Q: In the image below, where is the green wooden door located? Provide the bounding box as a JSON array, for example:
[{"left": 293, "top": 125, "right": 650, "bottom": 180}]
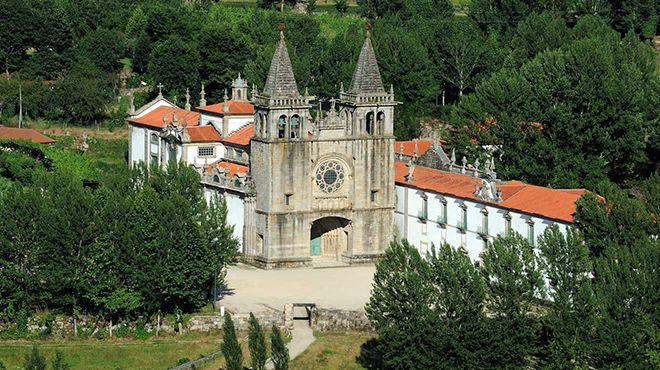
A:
[{"left": 310, "top": 236, "right": 321, "bottom": 256}]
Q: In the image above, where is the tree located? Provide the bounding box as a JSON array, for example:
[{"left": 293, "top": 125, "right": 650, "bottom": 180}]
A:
[
  {"left": 221, "top": 314, "right": 243, "bottom": 370},
  {"left": 51, "top": 351, "right": 71, "bottom": 370},
  {"left": 54, "top": 58, "right": 113, "bottom": 124},
  {"left": 148, "top": 35, "right": 200, "bottom": 100},
  {"left": 335, "top": 0, "right": 349, "bottom": 16},
  {"left": 23, "top": 346, "right": 46, "bottom": 370},
  {"left": 428, "top": 17, "right": 503, "bottom": 99},
  {"left": 538, "top": 226, "right": 594, "bottom": 369},
  {"left": 76, "top": 28, "right": 124, "bottom": 73},
  {"left": 271, "top": 324, "right": 289, "bottom": 370},
  {"left": 511, "top": 12, "right": 571, "bottom": 65},
  {"left": 248, "top": 313, "right": 267, "bottom": 370},
  {"left": 480, "top": 234, "right": 544, "bottom": 368},
  {"left": 198, "top": 24, "right": 254, "bottom": 102}
]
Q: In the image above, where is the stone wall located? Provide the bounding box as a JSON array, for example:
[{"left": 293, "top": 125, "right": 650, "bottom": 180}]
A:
[{"left": 311, "top": 308, "right": 373, "bottom": 332}]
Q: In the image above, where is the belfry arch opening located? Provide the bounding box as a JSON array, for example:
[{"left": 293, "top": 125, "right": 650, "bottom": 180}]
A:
[{"left": 310, "top": 217, "right": 351, "bottom": 260}]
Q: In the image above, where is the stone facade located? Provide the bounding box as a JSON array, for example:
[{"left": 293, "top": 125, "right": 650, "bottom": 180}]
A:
[{"left": 245, "top": 28, "right": 397, "bottom": 268}]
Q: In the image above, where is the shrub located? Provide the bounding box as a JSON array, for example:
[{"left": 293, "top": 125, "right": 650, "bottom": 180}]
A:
[{"left": 23, "top": 346, "right": 46, "bottom": 370}]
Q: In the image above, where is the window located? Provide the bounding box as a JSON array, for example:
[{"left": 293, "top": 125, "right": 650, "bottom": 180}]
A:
[
  {"left": 278, "top": 115, "right": 287, "bottom": 138},
  {"left": 504, "top": 213, "right": 512, "bottom": 237},
  {"left": 418, "top": 195, "right": 428, "bottom": 221},
  {"left": 285, "top": 193, "right": 292, "bottom": 206},
  {"left": 439, "top": 198, "right": 447, "bottom": 225},
  {"left": 150, "top": 133, "right": 159, "bottom": 144},
  {"left": 290, "top": 115, "right": 300, "bottom": 139},
  {"left": 479, "top": 208, "right": 489, "bottom": 236},
  {"left": 377, "top": 112, "right": 385, "bottom": 134},
  {"left": 458, "top": 204, "right": 467, "bottom": 232},
  {"left": 527, "top": 219, "right": 535, "bottom": 246},
  {"left": 366, "top": 112, "right": 374, "bottom": 135},
  {"left": 198, "top": 146, "right": 214, "bottom": 157},
  {"left": 371, "top": 190, "right": 378, "bottom": 203}
]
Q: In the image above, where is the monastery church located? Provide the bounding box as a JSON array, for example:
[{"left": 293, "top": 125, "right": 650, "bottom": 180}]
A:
[{"left": 128, "top": 26, "right": 587, "bottom": 269}]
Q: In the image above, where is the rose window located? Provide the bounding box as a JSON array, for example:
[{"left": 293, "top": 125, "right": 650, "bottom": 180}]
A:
[{"left": 315, "top": 160, "right": 345, "bottom": 193}]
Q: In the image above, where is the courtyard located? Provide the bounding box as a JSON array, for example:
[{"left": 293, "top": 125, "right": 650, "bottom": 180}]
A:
[{"left": 218, "top": 263, "right": 377, "bottom": 314}]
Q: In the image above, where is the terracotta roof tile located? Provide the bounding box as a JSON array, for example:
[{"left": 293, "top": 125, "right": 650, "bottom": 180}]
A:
[
  {"left": 0, "top": 127, "right": 55, "bottom": 144},
  {"left": 395, "top": 140, "right": 433, "bottom": 157},
  {"left": 207, "top": 161, "right": 248, "bottom": 177},
  {"left": 186, "top": 125, "right": 221, "bottom": 143},
  {"left": 128, "top": 106, "right": 200, "bottom": 129},
  {"left": 395, "top": 161, "right": 587, "bottom": 223},
  {"left": 197, "top": 101, "right": 254, "bottom": 116},
  {"left": 223, "top": 124, "right": 254, "bottom": 146}
]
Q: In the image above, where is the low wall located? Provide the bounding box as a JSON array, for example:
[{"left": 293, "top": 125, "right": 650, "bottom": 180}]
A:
[{"left": 311, "top": 308, "right": 373, "bottom": 332}]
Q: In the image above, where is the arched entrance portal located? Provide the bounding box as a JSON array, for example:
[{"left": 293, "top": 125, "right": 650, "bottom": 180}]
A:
[{"left": 310, "top": 217, "right": 351, "bottom": 259}]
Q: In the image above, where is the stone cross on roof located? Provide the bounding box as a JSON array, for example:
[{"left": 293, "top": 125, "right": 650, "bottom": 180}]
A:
[
  {"left": 349, "top": 21, "right": 385, "bottom": 95},
  {"left": 157, "top": 83, "right": 164, "bottom": 97},
  {"left": 263, "top": 23, "right": 300, "bottom": 98}
]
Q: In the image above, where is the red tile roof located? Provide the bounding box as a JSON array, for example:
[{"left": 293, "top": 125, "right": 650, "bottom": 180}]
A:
[
  {"left": 394, "top": 161, "right": 587, "bottom": 223},
  {"left": 0, "top": 126, "right": 55, "bottom": 144},
  {"left": 207, "top": 161, "right": 249, "bottom": 177},
  {"left": 197, "top": 101, "right": 255, "bottom": 116},
  {"left": 187, "top": 125, "right": 222, "bottom": 143},
  {"left": 128, "top": 106, "right": 200, "bottom": 129},
  {"left": 395, "top": 140, "right": 433, "bottom": 157},
  {"left": 224, "top": 124, "right": 254, "bottom": 146}
]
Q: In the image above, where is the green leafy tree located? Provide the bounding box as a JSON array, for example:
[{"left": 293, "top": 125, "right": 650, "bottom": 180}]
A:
[
  {"left": 248, "top": 313, "right": 267, "bottom": 370},
  {"left": 481, "top": 234, "right": 544, "bottom": 368},
  {"left": 511, "top": 12, "right": 571, "bottom": 65},
  {"left": 51, "top": 351, "right": 71, "bottom": 370},
  {"left": 221, "top": 314, "right": 243, "bottom": 370},
  {"left": 538, "top": 226, "right": 594, "bottom": 369},
  {"left": 198, "top": 24, "right": 254, "bottom": 102},
  {"left": 23, "top": 346, "right": 46, "bottom": 370},
  {"left": 271, "top": 324, "right": 289, "bottom": 370},
  {"left": 54, "top": 58, "right": 113, "bottom": 124},
  {"left": 76, "top": 28, "right": 124, "bottom": 73},
  {"left": 365, "top": 240, "right": 436, "bottom": 369},
  {"left": 148, "top": 35, "right": 200, "bottom": 100}
]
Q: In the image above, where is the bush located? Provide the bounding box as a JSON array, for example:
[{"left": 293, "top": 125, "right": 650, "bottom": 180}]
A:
[
  {"left": 23, "top": 346, "right": 46, "bottom": 370},
  {"left": 134, "top": 324, "right": 153, "bottom": 340},
  {"left": 115, "top": 323, "right": 131, "bottom": 338}
]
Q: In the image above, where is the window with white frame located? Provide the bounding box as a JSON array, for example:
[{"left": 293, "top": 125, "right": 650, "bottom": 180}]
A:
[
  {"left": 419, "top": 194, "right": 428, "bottom": 221},
  {"left": 480, "top": 208, "right": 489, "bottom": 236},
  {"left": 459, "top": 203, "right": 467, "bottom": 231},
  {"left": 439, "top": 197, "right": 447, "bottom": 225},
  {"left": 504, "top": 213, "right": 512, "bottom": 237},
  {"left": 198, "top": 146, "right": 215, "bottom": 157}
]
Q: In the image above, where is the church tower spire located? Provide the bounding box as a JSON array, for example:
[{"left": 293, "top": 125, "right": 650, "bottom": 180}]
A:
[
  {"left": 262, "top": 24, "right": 300, "bottom": 98},
  {"left": 349, "top": 21, "right": 385, "bottom": 95}
]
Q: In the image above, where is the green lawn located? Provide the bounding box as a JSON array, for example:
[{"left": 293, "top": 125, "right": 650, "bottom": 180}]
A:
[
  {"left": 0, "top": 332, "right": 221, "bottom": 370},
  {"left": 290, "top": 331, "right": 373, "bottom": 370}
]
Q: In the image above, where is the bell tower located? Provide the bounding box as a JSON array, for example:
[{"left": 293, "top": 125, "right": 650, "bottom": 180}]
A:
[{"left": 247, "top": 23, "right": 396, "bottom": 269}]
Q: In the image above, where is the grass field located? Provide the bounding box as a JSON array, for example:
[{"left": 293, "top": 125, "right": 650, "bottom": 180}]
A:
[
  {"left": 290, "top": 331, "right": 374, "bottom": 370},
  {"left": 0, "top": 332, "right": 222, "bottom": 370}
]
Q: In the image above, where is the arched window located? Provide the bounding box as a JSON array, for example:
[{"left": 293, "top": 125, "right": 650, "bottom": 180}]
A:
[
  {"left": 237, "top": 90, "right": 242, "bottom": 100},
  {"left": 377, "top": 112, "right": 385, "bottom": 135},
  {"left": 290, "top": 115, "right": 300, "bottom": 139},
  {"left": 150, "top": 133, "right": 159, "bottom": 144},
  {"left": 366, "top": 112, "right": 375, "bottom": 135},
  {"left": 278, "top": 115, "right": 287, "bottom": 139},
  {"left": 213, "top": 175, "right": 220, "bottom": 183}
]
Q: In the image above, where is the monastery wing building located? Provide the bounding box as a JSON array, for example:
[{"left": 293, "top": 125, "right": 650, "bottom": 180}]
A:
[{"left": 127, "top": 27, "right": 588, "bottom": 269}]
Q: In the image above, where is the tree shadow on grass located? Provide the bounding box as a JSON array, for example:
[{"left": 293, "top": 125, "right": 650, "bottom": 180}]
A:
[{"left": 356, "top": 337, "right": 384, "bottom": 369}]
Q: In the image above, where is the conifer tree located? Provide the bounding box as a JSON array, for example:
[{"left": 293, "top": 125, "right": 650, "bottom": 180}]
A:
[
  {"left": 271, "top": 325, "right": 289, "bottom": 370},
  {"left": 248, "top": 313, "right": 267, "bottom": 370},
  {"left": 23, "top": 346, "right": 46, "bottom": 370},
  {"left": 51, "top": 351, "right": 71, "bottom": 370},
  {"left": 221, "top": 314, "right": 243, "bottom": 370}
]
